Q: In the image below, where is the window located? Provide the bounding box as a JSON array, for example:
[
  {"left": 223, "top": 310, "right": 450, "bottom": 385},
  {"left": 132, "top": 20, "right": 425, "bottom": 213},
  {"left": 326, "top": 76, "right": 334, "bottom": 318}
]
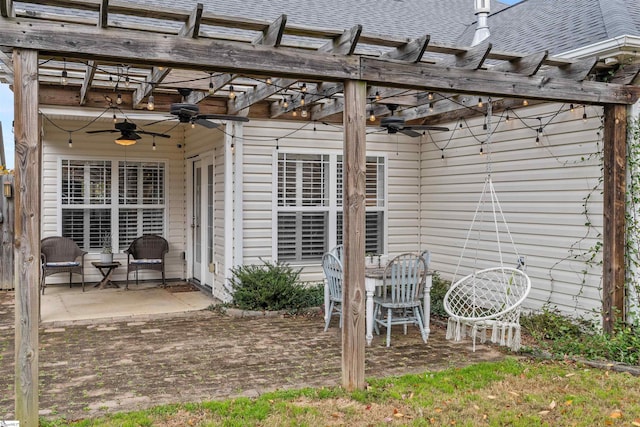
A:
[
  {"left": 61, "top": 159, "right": 166, "bottom": 251},
  {"left": 276, "top": 153, "right": 385, "bottom": 263}
]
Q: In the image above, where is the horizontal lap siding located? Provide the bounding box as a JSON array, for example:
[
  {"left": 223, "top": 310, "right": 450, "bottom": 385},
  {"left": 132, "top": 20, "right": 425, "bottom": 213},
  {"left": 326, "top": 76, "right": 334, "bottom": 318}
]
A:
[
  {"left": 422, "top": 103, "right": 604, "bottom": 317},
  {"left": 42, "top": 119, "right": 189, "bottom": 285}
]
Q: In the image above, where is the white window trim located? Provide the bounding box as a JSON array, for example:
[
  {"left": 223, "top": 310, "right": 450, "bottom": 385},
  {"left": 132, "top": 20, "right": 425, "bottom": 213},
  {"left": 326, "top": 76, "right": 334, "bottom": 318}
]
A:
[
  {"left": 272, "top": 149, "right": 388, "bottom": 265},
  {"left": 57, "top": 155, "right": 169, "bottom": 253}
]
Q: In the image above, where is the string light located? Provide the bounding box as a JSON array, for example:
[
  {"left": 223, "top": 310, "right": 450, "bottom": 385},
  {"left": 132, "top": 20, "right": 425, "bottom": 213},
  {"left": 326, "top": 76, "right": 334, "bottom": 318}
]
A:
[
  {"left": 441, "top": 149, "right": 445, "bottom": 160},
  {"left": 522, "top": 99, "right": 529, "bottom": 106},
  {"left": 282, "top": 96, "right": 289, "bottom": 109},
  {"left": 300, "top": 93, "right": 305, "bottom": 106},
  {"left": 301, "top": 109, "right": 308, "bottom": 118},
  {"left": 292, "top": 109, "right": 298, "bottom": 117},
  {"left": 209, "top": 73, "right": 215, "bottom": 95},
  {"left": 375, "top": 91, "right": 381, "bottom": 101},
  {"left": 112, "top": 113, "right": 117, "bottom": 123},
  {"left": 300, "top": 82, "right": 307, "bottom": 93},
  {"left": 480, "top": 143, "right": 484, "bottom": 155},
  {"left": 429, "top": 103, "right": 434, "bottom": 113},
  {"left": 266, "top": 77, "right": 272, "bottom": 85},
  {"left": 109, "top": 75, "right": 114, "bottom": 87},
  {"left": 228, "top": 85, "right": 236, "bottom": 99},
  {"left": 147, "top": 94, "right": 155, "bottom": 111},
  {"left": 570, "top": 104, "right": 574, "bottom": 112},
  {"left": 191, "top": 122, "right": 196, "bottom": 128},
  {"left": 477, "top": 97, "right": 483, "bottom": 108},
  {"left": 483, "top": 114, "right": 488, "bottom": 130},
  {"left": 427, "top": 92, "right": 434, "bottom": 101},
  {"left": 125, "top": 74, "right": 130, "bottom": 88},
  {"left": 369, "top": 109, "right": 376, "bottom": 122},
  {"left": 116, "top": 93, "right": 123, "bottom": 105},
  {"left": 152, "top": 137, "right": 157, "bottom": 151},
  {"left": 68, "top": 132, "right": 73, "bottom": 148},
  {"left": 505, "top": 109, "right": 510, "bottom": 122},
  {"left": 61, "top": 58, "right": 68, "bottom": 86},
  {"left": 276, "top": 138, "right": 279, "bottom": 150},
  {"left": 582, "top": 105, "right": 587, "bottom": 122}
]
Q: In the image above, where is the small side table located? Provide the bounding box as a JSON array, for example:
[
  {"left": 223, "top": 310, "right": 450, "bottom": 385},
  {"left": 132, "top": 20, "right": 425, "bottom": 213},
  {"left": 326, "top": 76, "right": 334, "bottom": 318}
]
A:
[{"left": 92, "top": 261, "right": 121, "bottom": 289}]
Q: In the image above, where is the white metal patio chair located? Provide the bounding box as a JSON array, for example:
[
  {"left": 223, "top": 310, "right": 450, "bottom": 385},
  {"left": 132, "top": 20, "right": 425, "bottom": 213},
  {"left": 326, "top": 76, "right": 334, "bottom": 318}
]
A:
[
  {"left": 373, "top": 253, "right": 428, "bottom": 347},
  {"left": 322, "top": 252, "right": 343, "bottom": 332}
]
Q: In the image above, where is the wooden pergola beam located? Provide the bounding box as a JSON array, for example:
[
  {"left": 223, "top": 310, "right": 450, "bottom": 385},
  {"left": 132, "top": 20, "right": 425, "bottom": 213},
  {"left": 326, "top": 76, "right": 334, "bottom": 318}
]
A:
[
  {"left": 0, "top": 19, "right": 636, "bottom": 104},
  {"left": 132, "top": 3, "right": 203, "bottom": 108},
  {"left": 602, "top": 104, "right": 627, "bottom": 333},
  {"left": 0, "top": 0, "right": 14, "bottom": 18},
  {"left": 0, "top": 49, "right": 14, "bottom": 83},
  {"left": 13, "top": 47, "right": 40, "bottom": 427},
  {"left": 79, "top": 60, "right": 96, "bottom": 105}
]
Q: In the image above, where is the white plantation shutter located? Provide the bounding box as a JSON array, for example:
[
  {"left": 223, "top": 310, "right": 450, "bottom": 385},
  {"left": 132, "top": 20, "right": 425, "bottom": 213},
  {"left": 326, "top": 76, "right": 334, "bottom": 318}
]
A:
[
  {"left": 276, "top": 153, "right": 385, "bottom": 262},
  {"left": 61, "top": 159, "right": 166, "bottom": 252}
]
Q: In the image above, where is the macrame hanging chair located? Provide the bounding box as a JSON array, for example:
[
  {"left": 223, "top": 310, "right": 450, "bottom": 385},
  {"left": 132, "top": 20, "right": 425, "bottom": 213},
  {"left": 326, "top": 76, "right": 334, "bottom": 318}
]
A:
[{"left": 443, "top": 100, "right": 531, "bottom": 352}]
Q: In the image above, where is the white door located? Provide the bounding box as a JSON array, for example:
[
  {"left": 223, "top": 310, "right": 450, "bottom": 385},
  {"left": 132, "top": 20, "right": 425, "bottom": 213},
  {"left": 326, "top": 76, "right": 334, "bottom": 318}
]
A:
[
  {"left": 192, "top": 160, "right": 203, "bottom": 282},
  {"left": 191, "top": 158, "right": 214, "bottom": 286}
]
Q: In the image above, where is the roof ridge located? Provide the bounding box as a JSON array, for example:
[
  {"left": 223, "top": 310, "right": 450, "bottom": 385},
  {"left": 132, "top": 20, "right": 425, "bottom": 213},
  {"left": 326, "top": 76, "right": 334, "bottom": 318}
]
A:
[{"left": 598, "top": 0, "right": 638, "bottom": 38}]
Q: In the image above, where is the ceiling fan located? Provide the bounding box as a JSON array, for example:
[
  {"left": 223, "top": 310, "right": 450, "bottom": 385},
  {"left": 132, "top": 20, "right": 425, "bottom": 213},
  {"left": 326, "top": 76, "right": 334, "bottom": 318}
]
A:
[
  {"left": 147, "top": 88, "right": 250, "bottom": 129},
  {"left": 378, "top": 104, "right": 449, "bottom": 137},
  {"left": 86, "top": 120, "right": 170, "bottom": 146}
]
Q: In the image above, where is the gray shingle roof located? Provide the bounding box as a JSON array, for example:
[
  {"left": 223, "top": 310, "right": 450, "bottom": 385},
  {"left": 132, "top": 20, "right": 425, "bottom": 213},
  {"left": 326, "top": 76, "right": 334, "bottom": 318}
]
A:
[{"left": 456, "top": 0, "right": 640, "bottom": 55}]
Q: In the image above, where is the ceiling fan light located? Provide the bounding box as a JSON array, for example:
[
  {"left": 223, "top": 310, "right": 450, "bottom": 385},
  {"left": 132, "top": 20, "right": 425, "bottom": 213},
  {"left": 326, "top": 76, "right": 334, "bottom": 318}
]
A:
[{"left": 115, "top": 131, "right": 139, "bottom": 146}]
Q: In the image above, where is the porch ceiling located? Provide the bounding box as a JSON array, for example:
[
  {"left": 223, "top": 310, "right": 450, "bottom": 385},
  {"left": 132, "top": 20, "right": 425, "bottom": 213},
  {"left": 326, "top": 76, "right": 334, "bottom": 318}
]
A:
[{"left": 0, "top": 0, "right": 638, "bottom": 130}]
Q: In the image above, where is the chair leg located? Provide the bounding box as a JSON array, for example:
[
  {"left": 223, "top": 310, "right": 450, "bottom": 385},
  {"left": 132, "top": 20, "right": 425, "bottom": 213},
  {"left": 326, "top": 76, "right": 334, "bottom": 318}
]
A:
[
  {"left": 81, "top": 271, "right": 85, "bottom": 292},
  {"left": 125, "top": 270, "right": 129, "bottom": 291},
  {"left": 414, "top": 308, "right": 427, "bottom": 343},
  {"left": 69, "top": 272, "right": 73, "bottom": 288},
  {"left": 386, "top": 308, "right": 392, "bottom": 347},
  {"left": 324, "top": 301, "right": 334, "bottom": 332},
  {"left": 162, "top": 270, "right": 166, "bottom": 288}
]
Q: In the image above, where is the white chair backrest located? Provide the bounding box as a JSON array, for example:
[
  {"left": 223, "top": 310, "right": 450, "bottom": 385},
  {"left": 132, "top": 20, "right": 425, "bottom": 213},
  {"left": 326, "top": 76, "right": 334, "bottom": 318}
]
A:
[
  {"left": 330, "top": 244, "right": 343, "bottom": 264},
  {"left": 383, "top": 253, "right": 426, "bottom": 304},
  {"left": 322, "top": 252, "right": 343, "bottom": 300}
]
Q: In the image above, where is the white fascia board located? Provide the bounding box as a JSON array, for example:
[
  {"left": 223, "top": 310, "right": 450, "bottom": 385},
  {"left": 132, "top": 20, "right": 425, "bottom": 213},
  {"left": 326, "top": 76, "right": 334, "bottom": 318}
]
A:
[{"left": 556, "top": 35, "right": 640, "bottom": 60}]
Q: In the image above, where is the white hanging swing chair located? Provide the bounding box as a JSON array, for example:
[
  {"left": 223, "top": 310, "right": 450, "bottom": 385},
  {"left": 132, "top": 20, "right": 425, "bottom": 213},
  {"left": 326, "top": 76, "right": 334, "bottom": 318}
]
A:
[{"left": 443, "top": 101, "right": 531, "bottom": 352}]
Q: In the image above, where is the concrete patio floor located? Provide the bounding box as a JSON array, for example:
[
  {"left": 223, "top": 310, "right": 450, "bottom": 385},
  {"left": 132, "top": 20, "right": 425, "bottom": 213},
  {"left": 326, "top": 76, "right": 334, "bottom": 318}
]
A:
[
  {"left": 0, "top": 288, "right": 507, "bottom": 422},
  {"left": 40, "top": 281, "right": 215, "bottom": 324}
]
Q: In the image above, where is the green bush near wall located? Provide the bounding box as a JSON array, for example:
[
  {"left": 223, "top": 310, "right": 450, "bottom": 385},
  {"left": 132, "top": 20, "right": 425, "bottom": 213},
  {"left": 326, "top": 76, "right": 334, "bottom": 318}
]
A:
[{"left": 229, "top": 259, "right": 324, "bottom": 313}]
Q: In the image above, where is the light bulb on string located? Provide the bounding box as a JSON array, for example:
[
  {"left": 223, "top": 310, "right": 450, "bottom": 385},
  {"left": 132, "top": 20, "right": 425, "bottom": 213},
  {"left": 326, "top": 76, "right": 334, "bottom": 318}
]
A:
[
  {"left": 61, "top": 58, "right": 68, "bottom": 86},
  {"left": 109, "top": 75, "right": 115, "bottom": 87},
  {"left": 125, "top": 75, "right": 130, "bottom": 88},
  {"left": 505, "top": 110, "right": 510, "bottom": 123},
  {"left": 300, "top": 82, "right": 307, "bottom": 93},
  {"left": 375, "top": 91, "right": 381, "bottom": 101},
  {"left": 152, "top": 137, "right": 157, "bottom": 151},
  {"left": 276, "top": 138, "right": 279, "bottom": 150},
  {"left": 116, "top": 93, "right": 123, "bottom": 105},
  {"left": 582, "top": 105, "right": 587, "bottom": 122},
  {"left": 300, "top": 93, "right": 305, "bottom": 106},
  {"left": 477, "top": 97, "right": 483, "bottom": 108},
  {"left": 147, "top": 94, "right": 155, "bottom": 111},
  {"left": 369, "top": 110, "right": 376, "bottom": 122},
  {"left": 483, "top": 114, "right": 488, "bottom": 130},
  {"left": 266, "top": 77, "right": 272, "bottom": 85},
  {"left": 429, "top": 103, "right": 434, "bottom": 113},
  {"left": 480, "top": 144, "right": 484, "bottom": 155},
  {"left": 228, "top": 85, "right": 236, "bottom": 99},
  {"left": 292, "top": 109, "right": 298, "bottom": 117},
  {"left": 522, "top": 99, "right": 529, "bottom": 106},
  {"left": 113, "top": 113, "right": 117, "bottom": 123},
  {"left": 301, "top": 109, "right": 308, "bottom": 118},
  {"left": 68, "top": 133, "right": 73, "bottom": 148},
  {"left": 570, "top": 104, "right": 575, "bottom": 112},
  {"left": 208, "top": 73, "right": 215, "bottom": 95},
  {"left": 441, "top": 149, "right": 445, "bottom": 160},
  {"left": 427, "top": 92, "right": 434, "bottom": 101},
  {"left": 282, "top": 96, "right": 289, "bottom": 109}
]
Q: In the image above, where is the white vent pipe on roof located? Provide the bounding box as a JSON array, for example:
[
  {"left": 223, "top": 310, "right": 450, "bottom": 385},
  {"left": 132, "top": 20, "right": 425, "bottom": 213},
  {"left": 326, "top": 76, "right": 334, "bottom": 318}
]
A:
[{"left": 472, "top": 0, "right": 490, "bottom": 46}]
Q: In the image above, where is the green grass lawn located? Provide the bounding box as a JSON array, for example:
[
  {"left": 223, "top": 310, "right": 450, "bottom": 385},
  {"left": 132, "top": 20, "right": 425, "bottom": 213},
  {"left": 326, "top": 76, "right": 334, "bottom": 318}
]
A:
[{"left": 41, "top": 358, "right": 640, "bottom": 427}]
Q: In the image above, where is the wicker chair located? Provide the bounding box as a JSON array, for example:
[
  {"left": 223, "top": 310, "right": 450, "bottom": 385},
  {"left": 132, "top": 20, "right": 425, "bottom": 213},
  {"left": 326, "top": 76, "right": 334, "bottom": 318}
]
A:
[
  {"left": 41, "top": 236, "right": 87, "bottom": 294},
  {"left": 124, "top": 235, "right": 169, "bottom": 290}
]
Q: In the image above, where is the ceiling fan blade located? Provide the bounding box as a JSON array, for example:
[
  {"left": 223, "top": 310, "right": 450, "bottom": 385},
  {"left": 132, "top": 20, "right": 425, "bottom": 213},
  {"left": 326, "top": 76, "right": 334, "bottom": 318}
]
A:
[
  {"left": 198, "top": 114, "right": 250, "bottom": 122},
  {"left": 86, "top": 129, "right": 119, "bottom": 134},
  {"left": 399, "top": 129, "right": 423, "bottom": 138},
  {"left": 407, "top": 125, "right": 450, "bottom": 132},
  {"left": 194, "top": 118, "right": 220, "bottom": 129},
  {"left": 145, "top": 117, "right": 174, "bottom": 127},
  {"left": 138, "top": 130, "right": 171, "bottom": 138}
]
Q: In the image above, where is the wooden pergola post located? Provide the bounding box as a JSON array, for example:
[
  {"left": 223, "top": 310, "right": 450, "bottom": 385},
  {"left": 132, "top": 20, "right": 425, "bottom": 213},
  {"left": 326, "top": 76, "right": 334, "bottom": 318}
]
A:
[
  {"left": 602, "top": 104, "right": 627, "bottom": 334},
  {"left": 341, "top": 79, "right": 367, "bottom": 390},
  {"left": 13, "top": 48, "right": 41, "bottom": 426}
]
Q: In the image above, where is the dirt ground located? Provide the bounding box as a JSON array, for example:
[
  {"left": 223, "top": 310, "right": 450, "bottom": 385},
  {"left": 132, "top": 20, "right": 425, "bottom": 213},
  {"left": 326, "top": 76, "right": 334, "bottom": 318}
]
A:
[{"left": 0, "top": 290, "right": 506, "bottom": 422}]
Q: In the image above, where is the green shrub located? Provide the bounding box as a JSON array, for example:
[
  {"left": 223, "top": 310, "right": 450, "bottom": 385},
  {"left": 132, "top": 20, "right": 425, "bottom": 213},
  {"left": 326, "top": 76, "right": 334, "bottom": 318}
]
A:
[
  {"left": 430, "top": 272, "right": 450, "bottom": 317},
  {"left": 229, "top": 259, "right": 323, "bottom": 313}
]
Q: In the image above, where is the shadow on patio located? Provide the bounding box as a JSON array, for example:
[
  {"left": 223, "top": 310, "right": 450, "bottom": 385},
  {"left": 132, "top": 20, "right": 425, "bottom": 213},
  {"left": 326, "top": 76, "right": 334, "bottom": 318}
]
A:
[{"left": 0, "top": 289, "right": 507, "bottom": 422}]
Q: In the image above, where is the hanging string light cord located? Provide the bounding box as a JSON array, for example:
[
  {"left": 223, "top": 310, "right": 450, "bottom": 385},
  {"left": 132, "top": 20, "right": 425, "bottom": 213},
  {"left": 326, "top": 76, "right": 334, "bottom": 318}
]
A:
[{"left": 40, "top": 106, "right": 112, "bottom": 133}]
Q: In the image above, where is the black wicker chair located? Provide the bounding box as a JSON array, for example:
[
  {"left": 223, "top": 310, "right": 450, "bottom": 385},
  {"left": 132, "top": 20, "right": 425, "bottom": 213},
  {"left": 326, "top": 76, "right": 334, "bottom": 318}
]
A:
[
  {"left": 41, "top": 236, "right": 87, "bottom": 294},
  {"left": 124, "top": 235, "right": 169, "bottom": 290}
]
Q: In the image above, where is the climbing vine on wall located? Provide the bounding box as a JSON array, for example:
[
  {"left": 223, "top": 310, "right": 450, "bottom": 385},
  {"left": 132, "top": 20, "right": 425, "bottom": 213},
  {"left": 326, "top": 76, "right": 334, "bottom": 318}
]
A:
[{"left": 625, "top": 115, "right": 640, "bottom": 321}]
